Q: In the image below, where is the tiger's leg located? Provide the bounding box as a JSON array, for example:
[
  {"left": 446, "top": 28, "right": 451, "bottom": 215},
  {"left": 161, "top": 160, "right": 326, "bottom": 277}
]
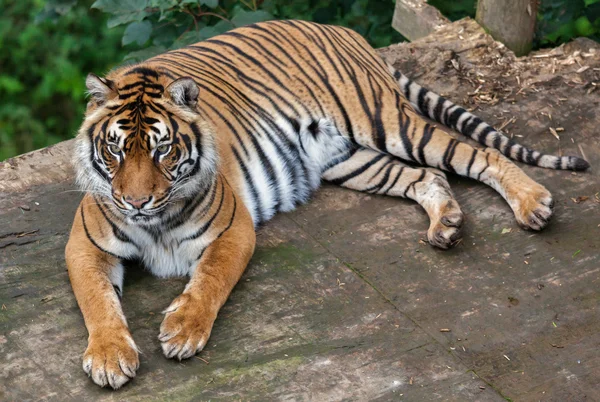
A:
[
  {"left": 159, "top": 180, "right": 256, "bottom": 360},
  {"left": 323, "top": 147, "right": 464, "bottom": 248},
  {"left": 65, "top": 203, "right": 139, "bottom": 389},
  {"left": 355, "top": 105, "right": 553, "bottom": 230}
]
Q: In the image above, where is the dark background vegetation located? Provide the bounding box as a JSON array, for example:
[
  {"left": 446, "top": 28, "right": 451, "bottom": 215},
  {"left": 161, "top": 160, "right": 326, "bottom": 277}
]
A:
[{"left": 1, "top": 0, "right": 600, "bottom": 160}]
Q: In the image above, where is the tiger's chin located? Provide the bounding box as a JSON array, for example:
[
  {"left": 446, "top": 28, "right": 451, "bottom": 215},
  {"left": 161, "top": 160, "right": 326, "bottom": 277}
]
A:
[{"left": 118, "top": 206, "right": 169, "bottom": 225}]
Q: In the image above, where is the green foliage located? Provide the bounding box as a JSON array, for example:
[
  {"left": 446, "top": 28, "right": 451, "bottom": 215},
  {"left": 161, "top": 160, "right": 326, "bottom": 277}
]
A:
[
  {"left": 537, "top": 0, "right": 600, "bottom": 45},
  {"left": 427, "top": 0, "right": 476, "bottom": 21},
  {"left": 428, "top": 0, "right": 600, "bottom": 48},
  {"left": 0, "top": 0, "right": 125, "bottom": 160},
  {"left": 90, "top": 0, "right": 403, "bottom": 62}
]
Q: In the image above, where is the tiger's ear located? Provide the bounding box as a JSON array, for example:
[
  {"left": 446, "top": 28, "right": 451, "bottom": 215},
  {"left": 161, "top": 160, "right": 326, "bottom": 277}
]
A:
[
  {"left": 86, "top": 73, "right": 117, "bottom": 105},
  {"left": 166, "top": 77, "right": 199, "bottom": 109}
]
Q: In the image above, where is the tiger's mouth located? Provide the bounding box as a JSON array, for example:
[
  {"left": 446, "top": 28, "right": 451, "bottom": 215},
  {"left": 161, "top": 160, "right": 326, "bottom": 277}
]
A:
[{"left": 112, "top": 201, "right": 170, "bottom": 220}]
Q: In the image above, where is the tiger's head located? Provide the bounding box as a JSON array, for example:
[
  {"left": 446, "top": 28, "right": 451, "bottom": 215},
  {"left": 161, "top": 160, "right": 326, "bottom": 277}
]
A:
[{"left": 74, "top": 66, "right": 217, "bottom": 223}]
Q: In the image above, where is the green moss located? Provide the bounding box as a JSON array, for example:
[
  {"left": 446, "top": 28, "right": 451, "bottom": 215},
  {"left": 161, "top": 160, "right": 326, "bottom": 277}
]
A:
[
  {"left": 152, "top": 355, "right": 305, "bottom": 401},
  {"left": 252, "top": 244, "right": 317, "bottom": 272}
]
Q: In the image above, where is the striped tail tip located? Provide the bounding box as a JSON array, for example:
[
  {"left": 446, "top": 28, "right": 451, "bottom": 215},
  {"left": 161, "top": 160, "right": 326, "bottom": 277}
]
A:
[{"left": 569, "top": 156, "right": 591, "bottom": 171}]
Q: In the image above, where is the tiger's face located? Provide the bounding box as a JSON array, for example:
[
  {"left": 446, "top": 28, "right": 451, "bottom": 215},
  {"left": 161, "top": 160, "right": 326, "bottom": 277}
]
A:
[{"left": 74, "top": 67, "right": 217, "bottom": 223}]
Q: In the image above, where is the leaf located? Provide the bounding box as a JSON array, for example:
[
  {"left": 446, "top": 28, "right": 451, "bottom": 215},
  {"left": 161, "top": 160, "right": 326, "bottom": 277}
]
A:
[
  {"left": 170, "top": 31, "right": 202, "bottom": 49},
  {"left": 231, "top": 10, "right": 273, "bottom": 27},
  {"left": 170, "top": 25, "right": 223, "bottom": 49},
  {"left": 211, "top": 19, "right": 236, "bottom": 34},
  {"left": 181, "top": 0, "right": 218, "bottom": 7},
  {"left": 151, "top": 24, "right": 179, "bottom": 47},
  {"left": 107, "top": 11, "right": 149, "bottom": 28},
  {"left": 91, "top": 0, "right": 148, "bottom": 14},
  {"left": 199, "top": 0, "right": 219, "bottom": 8},
  {"left": 0, "top": 75, "right": 25, "bottom": 94},
  {"left": 585, "top": 3, "right": 600, "bottom": 23},
  {"left": 501, "top": 228, "right": 512, "bottom": 234},
  {"left": 197, "top": 25, "right": 224, "bottom": 40},
  {"left": 124, "top": 45, "right": 167, "bottom": 62},
  {"left": 35, "top": 0, "right": 78, "bottom": 23},
  {"left": 45, "top": 0, "right": 78, "bottom": 15},
  {"left": 92, "top": 0, "right": 150, "bottom": 27},
  {"left": 150, "top": 0, "right": 177, "bottom": 8},
  {"left": 122, "top": 20, "right": 153, "bottom": 46}
]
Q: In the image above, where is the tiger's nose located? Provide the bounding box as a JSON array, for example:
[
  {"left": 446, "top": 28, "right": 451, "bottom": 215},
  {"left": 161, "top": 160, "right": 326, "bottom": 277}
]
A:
[{"left": 123, "top": 195, "right": 152, "bottom": 209}]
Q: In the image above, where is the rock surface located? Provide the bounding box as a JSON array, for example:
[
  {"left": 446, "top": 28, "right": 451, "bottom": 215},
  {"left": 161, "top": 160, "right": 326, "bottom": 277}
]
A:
[{"left": 1, "top": 19, "right": 599, "bottom": 401}]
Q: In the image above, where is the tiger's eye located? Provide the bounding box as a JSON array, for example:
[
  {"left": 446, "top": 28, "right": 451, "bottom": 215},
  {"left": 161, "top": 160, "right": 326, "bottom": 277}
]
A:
[
  {"left": 108, "top": 144, "right": 121, "bottom": 155},
  {"left": 156, "top": 144, "right": 171, "bottom": 155}
]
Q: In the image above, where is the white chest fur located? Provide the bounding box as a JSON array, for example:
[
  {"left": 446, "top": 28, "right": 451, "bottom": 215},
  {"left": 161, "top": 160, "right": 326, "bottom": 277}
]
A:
[{"left": 116, "top": 222, "right": 211, "bottom": 278}]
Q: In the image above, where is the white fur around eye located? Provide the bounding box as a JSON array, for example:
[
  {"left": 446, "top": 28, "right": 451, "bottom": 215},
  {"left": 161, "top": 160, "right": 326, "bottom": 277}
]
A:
[{"left": 150, "top": 122, "right": 169, "bottom": 147}]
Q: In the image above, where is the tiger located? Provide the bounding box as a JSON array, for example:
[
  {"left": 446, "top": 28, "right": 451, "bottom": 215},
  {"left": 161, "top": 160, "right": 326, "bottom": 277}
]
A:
[{"left": 65, "top": 19, "right": 589, "bottom": 389}]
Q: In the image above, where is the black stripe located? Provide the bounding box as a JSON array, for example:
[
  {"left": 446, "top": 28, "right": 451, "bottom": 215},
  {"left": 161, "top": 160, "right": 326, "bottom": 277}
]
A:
[
  {"left": 448, "top": 107, "right": 466, "bottom": 131},
  {"left": 493, "top": 133, "right": 502, "bottom": 149},
  {"left": 466, "top": 148, "right": 478, "bottom": 177},
  {"left": 503, "top": 138, "right": 516, "bottom": 156},
  {"left": 80, "top": 207, "right": 122, "bottom": 259},
  {"left": 245, "top": 127, "right": 282, "bottom": 211},
  {"left": 113, "top": 285, "right": 122, "bottom": 300},
  {"left": 164, "top": 178, "right": 217, "bottom": 230},
  {"left": 403, "top": 170, "right": 427, "bottom": 197},
  {"left": 526, "top": 149, "right": 536, "bottom": 164},
  {"left": 384, "top": 166, "right": 405, "bottom": 194},
  {"left": 364, "top": 163, "right": 395, "bottom": 193},
  {"left": 516, "top": 145, "right": 525, "bottom": 162},
  {"left": 463, "top": 116, "right": 482, "bottom": 139},
  {"left": 555, "top": 156, "right": 562, "bottom": 169},
  {"left": 397, "top": 99, "right": 416, "bottom": 162},
  {"left": 442, "top": 139, "right": 459, "bottom": 173},
  {"left": 477, "top": 126, "right": 495, "bottom": 146},
  {"left": 417, "top": 88, "right": 429, "bottom": 116},
  {"left": 180, "top": 180, "right": 226, "bottom": 243},
  {"left": 371, "top": 78, "right": 388, "bottom": 152},
  {"left": 433, "top": 96, "right": 445, "bottom": 123},
  {"left": 322, "top": 146, "right": 359, "bottom": 171},
  {"left": 125, "top": 67, "right": 159, "bottom": 78},
  {"left": 368, "top": 157, "right": 393, "bottom": 182},
  {"left": 94, "top": 197, "right": 138, "bottom": 248},
  {"left": 232, "top": 146, "right": 264, "bottom": 224},
  {"left": 477, "top": 153, "right": 491, "bottom": 180},
  {"left": 328, "top": 152, "right": 387, "bottom": 186},
  {"left": 416, "top": 124, "right": 435, "bottom": 165}
]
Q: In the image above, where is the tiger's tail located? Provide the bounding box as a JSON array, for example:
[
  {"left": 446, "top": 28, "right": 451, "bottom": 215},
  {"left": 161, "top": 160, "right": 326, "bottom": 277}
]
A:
[{"left": 391, "top": 69, "right": 590, "bottom": 171}]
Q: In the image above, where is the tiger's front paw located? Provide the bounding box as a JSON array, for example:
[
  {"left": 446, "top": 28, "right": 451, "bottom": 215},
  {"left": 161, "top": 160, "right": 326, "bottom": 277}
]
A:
[
  {"left": 159, "top": 293, "right": 215, "bottom": 360},
  {"left": 83, "top": 329, "right": 139, "bottom": 389}
]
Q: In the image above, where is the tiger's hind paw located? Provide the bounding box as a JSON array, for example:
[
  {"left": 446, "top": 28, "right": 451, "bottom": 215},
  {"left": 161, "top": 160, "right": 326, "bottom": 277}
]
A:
[
  {"left": 512, "top": 186, "right": 554, "bottom": 231},
  {"left": 427, "top": 200, "right": 464, "bottom": 249}
]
